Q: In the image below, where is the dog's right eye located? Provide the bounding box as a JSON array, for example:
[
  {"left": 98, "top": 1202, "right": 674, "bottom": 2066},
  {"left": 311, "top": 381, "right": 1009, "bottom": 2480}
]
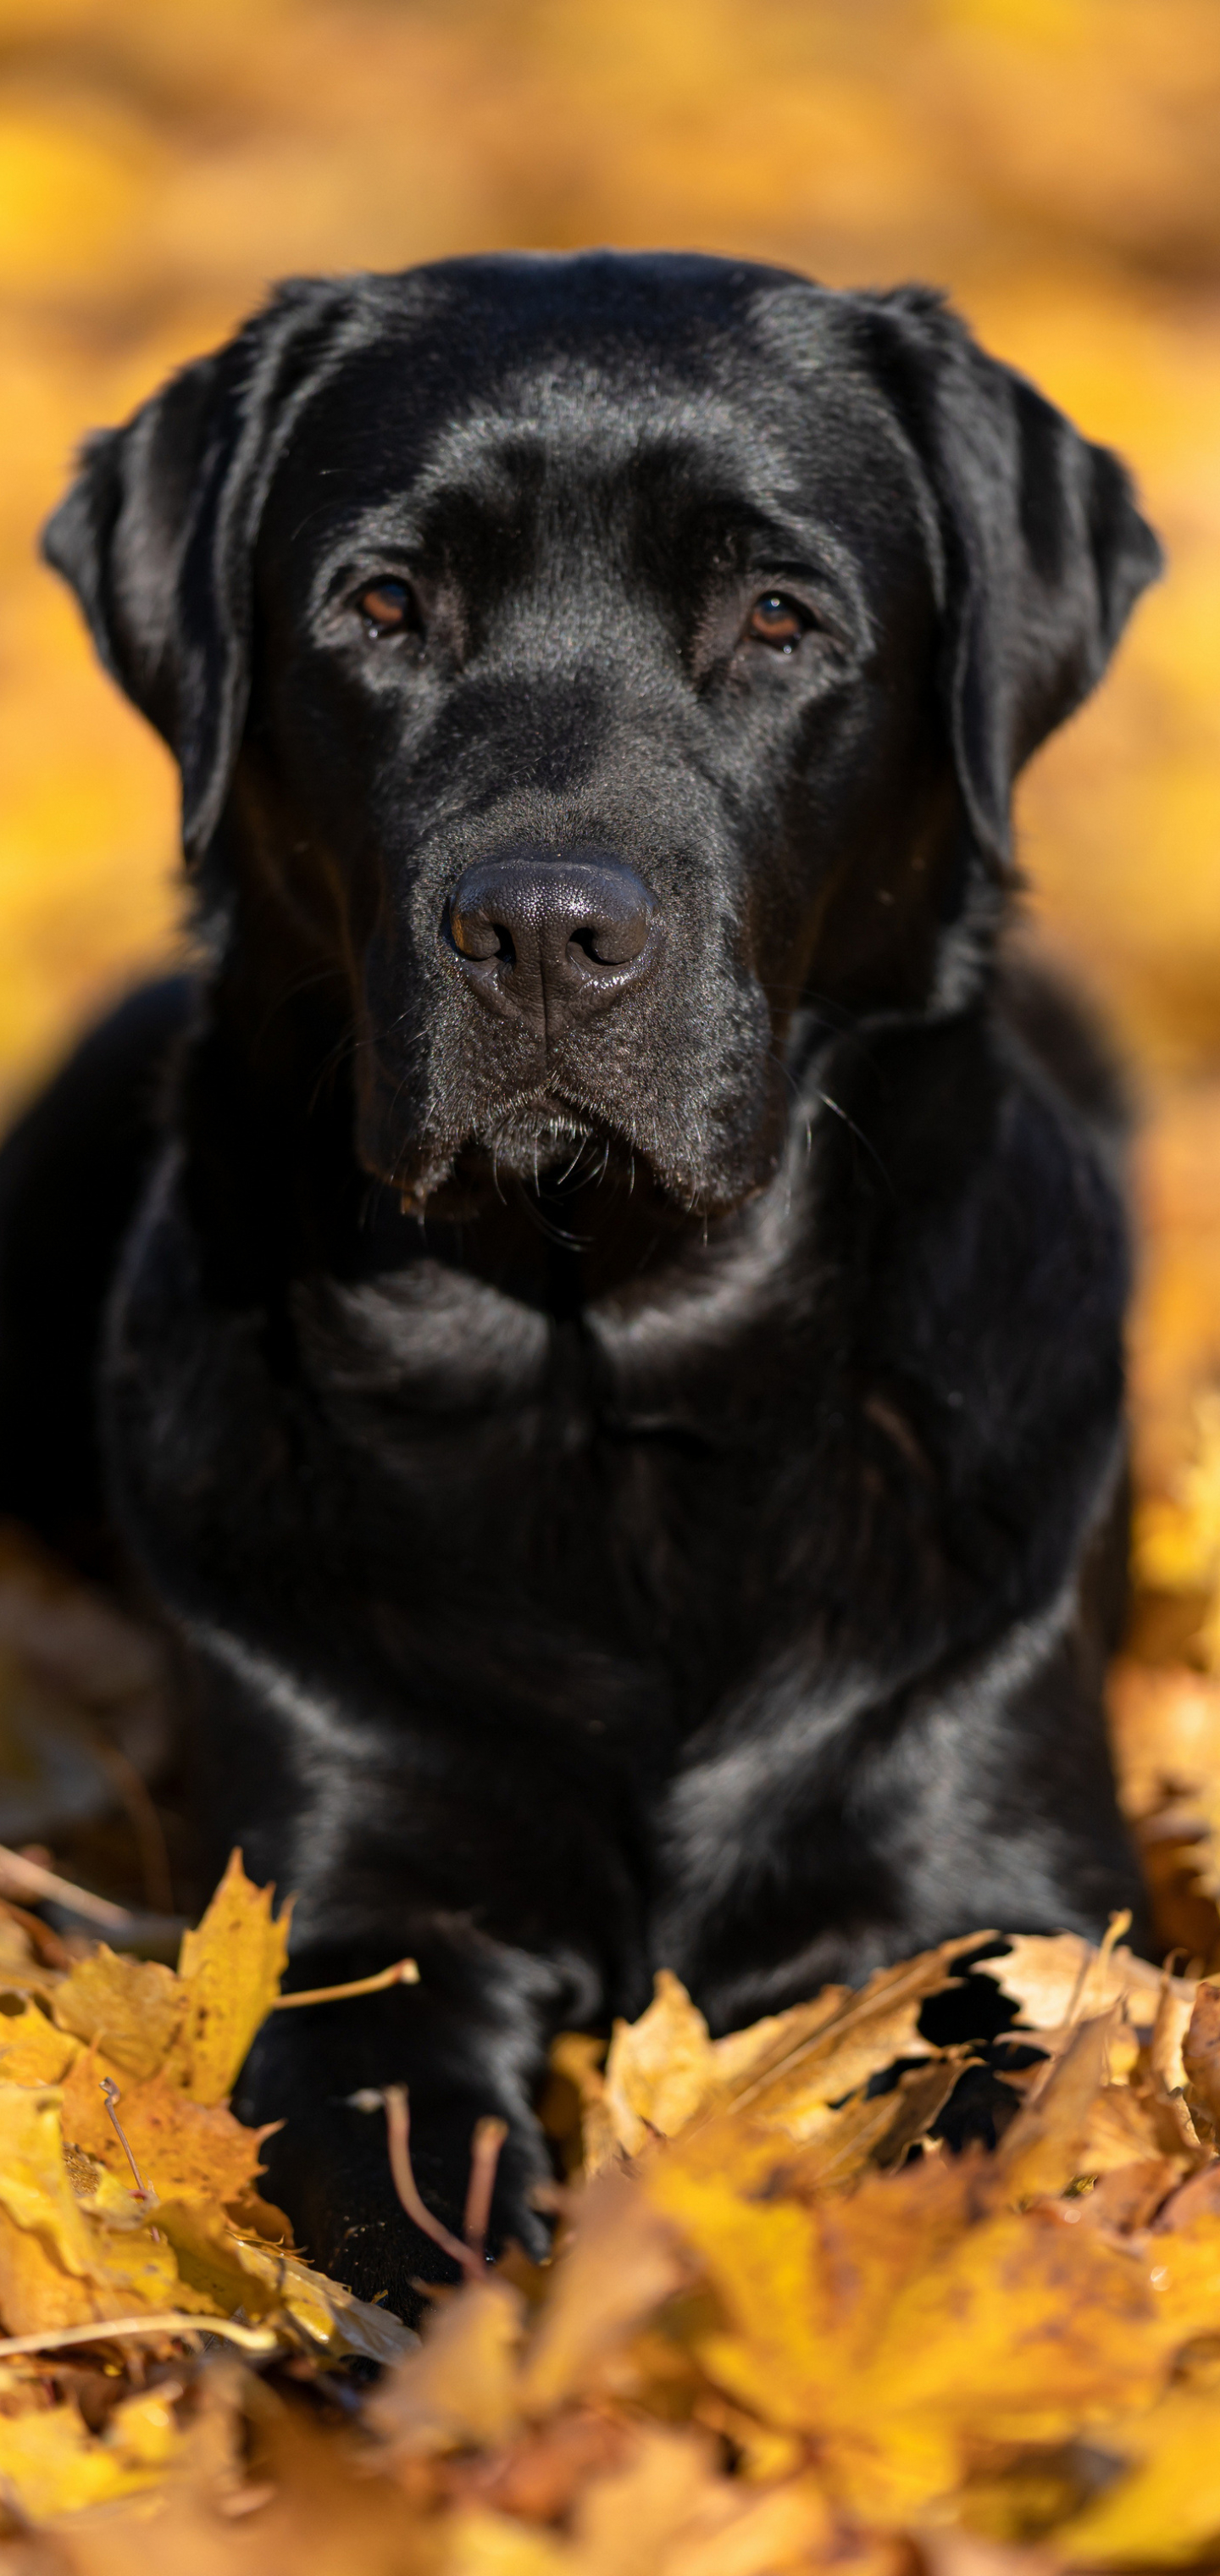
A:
[{"left": 356, "top": 579, "right": 414, "bottom": 638}]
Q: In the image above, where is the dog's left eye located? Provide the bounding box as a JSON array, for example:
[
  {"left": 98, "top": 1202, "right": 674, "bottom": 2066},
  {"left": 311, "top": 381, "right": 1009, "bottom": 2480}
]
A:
[
  {"left": 746, "top": 593, "right": 808, "bottom": 653},
  {"left": 356, "top": 579, "right": 413, "bottom": 638}
]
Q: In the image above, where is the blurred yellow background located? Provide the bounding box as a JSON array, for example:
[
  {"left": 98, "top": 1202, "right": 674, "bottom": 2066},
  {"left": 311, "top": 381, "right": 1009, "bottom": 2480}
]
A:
[{"left": 1, "top": 0, "right": 1219, "bottom": 1487}]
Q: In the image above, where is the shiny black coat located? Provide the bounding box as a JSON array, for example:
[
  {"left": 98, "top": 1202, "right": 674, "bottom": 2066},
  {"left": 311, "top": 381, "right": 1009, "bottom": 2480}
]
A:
[{"left": 0, "top": 253, "right": 1160, "bottom": 2314}]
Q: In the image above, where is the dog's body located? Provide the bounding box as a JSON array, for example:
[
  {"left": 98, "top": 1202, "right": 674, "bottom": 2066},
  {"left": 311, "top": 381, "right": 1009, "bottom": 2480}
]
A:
[{"left": 0, "top": 254, "right": 1159, "bottom": 2311}]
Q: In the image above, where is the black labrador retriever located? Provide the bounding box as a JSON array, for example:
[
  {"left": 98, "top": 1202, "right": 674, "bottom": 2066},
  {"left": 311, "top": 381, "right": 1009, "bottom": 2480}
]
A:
[{"left": 0, "top": 253, "right": 1161, "bottom": 2313}]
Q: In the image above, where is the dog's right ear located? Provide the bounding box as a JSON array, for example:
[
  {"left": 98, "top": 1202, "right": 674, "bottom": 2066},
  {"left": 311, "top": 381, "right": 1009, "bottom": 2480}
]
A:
[{"left": 42, "top": 279, "right": 353, "bottom": 864}]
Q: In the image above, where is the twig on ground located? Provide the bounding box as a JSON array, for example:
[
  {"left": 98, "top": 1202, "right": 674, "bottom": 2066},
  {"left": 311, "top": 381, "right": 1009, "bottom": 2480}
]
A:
[
  {"left": 0, "top": 1844, "right": 136, "bottom": 1932},
  {"left": 0, "top": 2316, "right": 278, "bottom": 2360},
  {"left": 100, "top": 2077, "right": 152, "bottom": 2204},
  {"left": 381, "top": 2085, "right": 482, "bottom": 2280}
]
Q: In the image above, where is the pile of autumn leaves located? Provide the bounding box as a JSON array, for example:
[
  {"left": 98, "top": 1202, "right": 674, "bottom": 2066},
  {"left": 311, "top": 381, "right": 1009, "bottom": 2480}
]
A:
[{"left": 3, "top": 1884, "right": 1220, "bottom": 2569}]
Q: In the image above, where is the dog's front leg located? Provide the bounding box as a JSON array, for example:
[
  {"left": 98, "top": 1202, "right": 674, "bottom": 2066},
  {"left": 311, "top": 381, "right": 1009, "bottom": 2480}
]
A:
[{"left": 233, "top": 1923, "right": 569, "bottom": 2322}]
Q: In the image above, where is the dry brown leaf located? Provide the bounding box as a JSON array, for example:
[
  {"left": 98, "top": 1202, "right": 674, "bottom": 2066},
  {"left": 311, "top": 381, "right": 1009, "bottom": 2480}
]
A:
[
  {"left": 995, "top": 2015, "right": 1119, "bottom": 2202},
  {"left": 709, "top": 1938, "right": 978, "bottom": 2142},
  {"left": 1181, "top": 1978, "right": 1220, "bottom": 2142},
  {"left": 600, "top": 1973, "right": 724, "bottom": 2157},
  {"left": 578, "top": 1944, "right": 972, "bottom": 2179},
  {"left": 1073, "top": 2156, "right": 1180, "bottom": 2234},
  {"left": 976, "top": 1930, "right": 1181, "bottom": 2051}
]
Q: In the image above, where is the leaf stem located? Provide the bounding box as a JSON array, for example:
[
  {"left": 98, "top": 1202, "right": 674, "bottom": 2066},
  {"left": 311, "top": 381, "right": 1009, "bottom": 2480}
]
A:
[
  {"left": 273, "top": 1959, "right": 419, "bottom": 2008},
  {"left": 463, "top": 2117, "right": 508, "bottom": 2260}
]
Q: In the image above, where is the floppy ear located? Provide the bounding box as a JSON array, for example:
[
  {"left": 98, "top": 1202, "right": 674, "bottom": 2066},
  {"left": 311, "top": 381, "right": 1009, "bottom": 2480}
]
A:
[
  {"left": 856, "top": 287, "right": 1163, "bottom": 874},
  {"left": 42, "top": 278, "right": 354, "bottom": 863}
]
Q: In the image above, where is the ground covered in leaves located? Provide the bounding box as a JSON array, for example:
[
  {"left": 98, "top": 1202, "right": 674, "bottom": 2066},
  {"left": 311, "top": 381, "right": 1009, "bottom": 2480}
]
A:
[{"left": 1, "top": 1843, "right": 1220, "bottom": 2566}]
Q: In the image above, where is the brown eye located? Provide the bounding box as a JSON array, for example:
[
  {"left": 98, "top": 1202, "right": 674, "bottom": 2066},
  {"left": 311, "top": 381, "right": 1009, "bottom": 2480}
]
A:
[
  {"left": 357, "top": 579, "right": 413, "bottom": 637},
  {"left": 746, "top": 593, "right": 807, "bottom": 653}
]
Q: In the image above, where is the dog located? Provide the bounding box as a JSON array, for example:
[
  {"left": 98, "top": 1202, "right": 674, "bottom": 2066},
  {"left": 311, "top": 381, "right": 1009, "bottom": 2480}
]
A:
[{"left": 0, "top": 253, "right": 1161, "bottom": 2315}]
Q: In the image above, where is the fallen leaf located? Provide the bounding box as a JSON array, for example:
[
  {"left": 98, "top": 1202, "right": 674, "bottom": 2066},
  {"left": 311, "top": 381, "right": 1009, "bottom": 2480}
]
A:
[
  {"left": 169, "top": 1850, "right": 292, "bottom": 2106},
  {"left": 0, "top": 2001, "right": 80, "bottom": 2086},
  {"left": 372, "top": 2277, "right": 525, "bottom": 2457},
  {"left": 977, "top": 1931, "right": 1178, "bottom": 2048},
  {"left": 58, "top": 2059, "right": 278, "bottom": 2215},
  {"left": 0, "top": 2386, "right": 185, "bottom": 2522},
  {"left": 1182, "top": 1978, "right": 1220, "bottom": 2140},
  {"left": 518, "top": 2175, "right": 690, "bottom": 2417},
  {"left": 600, "top": 1973, "right": 723, "bottom": 2157},
  {"left": 52, "top": 1948, "right": 188, "bottom": 2081},
  {"left": 995, "top": 2016, "right": 1117, "bottom": 2201},
  {"left": 1058, "top": 2381, "right": 1220, "bottom": 2565}
]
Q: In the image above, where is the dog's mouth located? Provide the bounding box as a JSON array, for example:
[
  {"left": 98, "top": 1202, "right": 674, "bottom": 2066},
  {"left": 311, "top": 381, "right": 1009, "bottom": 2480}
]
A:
[
  {"left": 381, "top": 1089, "right": 618, "bottom": 1217},
  {"left": 371, "top": 1043, "right": 791, "bottom": 1223},
  {"left": 449, "top": 1092, "right": 632, "bottom": 1195}
]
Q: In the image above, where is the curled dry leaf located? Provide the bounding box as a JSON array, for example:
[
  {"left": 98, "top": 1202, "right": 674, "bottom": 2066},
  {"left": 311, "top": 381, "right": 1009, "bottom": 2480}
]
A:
[
  {"left": 1182, "top": 1977, "right": 1220, "bottom": 2141},
  {"left": 567, "top": 1939, "right": 977, "bottom": 2179}
]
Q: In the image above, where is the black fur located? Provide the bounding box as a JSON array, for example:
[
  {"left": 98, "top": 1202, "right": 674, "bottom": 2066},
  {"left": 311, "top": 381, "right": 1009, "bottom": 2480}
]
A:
[{"left": 5, "top": 252, "right": 1161, "bottom": 2315}]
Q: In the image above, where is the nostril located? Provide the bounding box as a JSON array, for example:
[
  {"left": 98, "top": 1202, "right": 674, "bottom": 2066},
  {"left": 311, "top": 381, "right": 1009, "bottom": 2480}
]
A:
[
  {"left": 449, "top": 902, "right": 513, "bottom": 965},
  {"left": 569, "top": 912, "right": 651, "bottom": 968}
]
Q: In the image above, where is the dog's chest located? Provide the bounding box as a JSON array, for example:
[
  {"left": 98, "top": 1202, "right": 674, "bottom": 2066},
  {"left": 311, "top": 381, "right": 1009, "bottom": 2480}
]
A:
[{"left": 292, "top": 1244, "right": 840, "bottom": 1687}]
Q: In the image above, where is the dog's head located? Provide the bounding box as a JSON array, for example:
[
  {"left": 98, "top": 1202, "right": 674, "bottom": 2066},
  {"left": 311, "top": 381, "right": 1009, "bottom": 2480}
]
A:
[{"left": 44, "top": 254, "right": 1159, "bottom": 1217}]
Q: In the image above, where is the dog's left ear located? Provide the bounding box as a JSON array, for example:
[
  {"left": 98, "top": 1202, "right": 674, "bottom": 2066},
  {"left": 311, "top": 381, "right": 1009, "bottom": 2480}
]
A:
[
  {"left": 857, "top": 287, "right": 1163, "bottom": 874},
  {"left": 42, "top": 277, "right": 355, "bottom": 864}
]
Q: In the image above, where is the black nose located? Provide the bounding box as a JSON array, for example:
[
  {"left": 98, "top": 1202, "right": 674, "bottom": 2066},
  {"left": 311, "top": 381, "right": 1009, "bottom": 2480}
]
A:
[{"left": 445, "top": 850, "right": 659, "bottom": 1039}]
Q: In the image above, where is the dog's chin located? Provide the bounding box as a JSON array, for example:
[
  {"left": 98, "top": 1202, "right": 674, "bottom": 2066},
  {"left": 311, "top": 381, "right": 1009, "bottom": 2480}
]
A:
[
  {"left": 388, "top": 1108, "right": 635, "bottom": 1219},
  {"left": 365, "top": 1100, "right": 749, "bottom": 1224}
]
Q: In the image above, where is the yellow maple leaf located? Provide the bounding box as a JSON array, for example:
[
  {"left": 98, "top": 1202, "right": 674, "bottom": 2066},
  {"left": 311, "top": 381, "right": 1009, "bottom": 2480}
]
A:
[
  {"left": 518, "top": 2173, "right": 690, "bottom": 2417},
  {"left": 0, "top": 2085, "right": 101, "bottom": 2280},
  {"left": 170, "top": 1849, "right": 292, "bottom": 2105},
  {"left": 0, "top": 2000, "right": 80, "bottom": 2087},
  {"left": 0, "top": 2388, "right": 184, "bottom": 2523},
  {"left": 1058, "top": 2380, "right": 1220, "bottom": 2565},
  {"left": 1135, "top": 1391, "right": 1220, "bottom": 1624},
  {"left": 51, "top": 1946, "right": 188, "bottom": 2081},
  {"left": 58, "top": 2057, "right": 278, "bottom": 2215},
  {"left": 0, "top": 2083, "right": 189, "bottom": 2335}
]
